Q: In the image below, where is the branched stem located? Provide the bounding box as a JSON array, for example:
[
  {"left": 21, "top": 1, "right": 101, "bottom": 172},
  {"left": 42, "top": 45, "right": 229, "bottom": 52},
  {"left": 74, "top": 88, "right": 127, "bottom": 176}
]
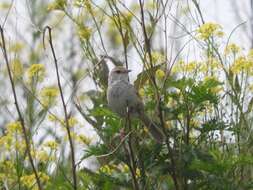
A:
[
  {"left": 0, "top": 26, "right": 43, "bottom": 190},
  {"left": 43, "top": 26, "right": 77, "bottom": 190}
]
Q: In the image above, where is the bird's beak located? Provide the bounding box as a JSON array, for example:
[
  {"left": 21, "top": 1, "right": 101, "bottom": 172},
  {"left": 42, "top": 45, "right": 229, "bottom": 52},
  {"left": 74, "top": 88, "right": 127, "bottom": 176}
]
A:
[{"left": 126, "top": 69, "right": 131, "bottom": 73}]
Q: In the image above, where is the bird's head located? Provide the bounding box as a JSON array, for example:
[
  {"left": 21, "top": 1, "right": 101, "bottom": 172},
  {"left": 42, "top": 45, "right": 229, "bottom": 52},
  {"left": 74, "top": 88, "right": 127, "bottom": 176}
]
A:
[{"left": 108, "top": 66, "right": 131, "bottom": 85}]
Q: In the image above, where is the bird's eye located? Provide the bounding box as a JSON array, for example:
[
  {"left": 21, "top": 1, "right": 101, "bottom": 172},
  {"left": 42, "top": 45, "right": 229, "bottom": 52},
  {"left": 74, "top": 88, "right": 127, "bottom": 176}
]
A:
[{"left": 116, "top": 70, "right": 121, "bottom": 73}]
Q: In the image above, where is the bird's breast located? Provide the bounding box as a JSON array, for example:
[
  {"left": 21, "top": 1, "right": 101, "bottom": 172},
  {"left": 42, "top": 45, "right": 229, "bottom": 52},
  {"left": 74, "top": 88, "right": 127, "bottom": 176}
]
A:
[{"left": 107, "top": 82, "right": 129, "bottom": 116}]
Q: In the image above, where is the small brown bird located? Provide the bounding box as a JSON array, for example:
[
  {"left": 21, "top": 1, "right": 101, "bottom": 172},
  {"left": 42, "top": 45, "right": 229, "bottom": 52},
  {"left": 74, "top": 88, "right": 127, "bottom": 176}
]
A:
[{"left": 107, "top": 66, "right": 164, "bottom": 143}]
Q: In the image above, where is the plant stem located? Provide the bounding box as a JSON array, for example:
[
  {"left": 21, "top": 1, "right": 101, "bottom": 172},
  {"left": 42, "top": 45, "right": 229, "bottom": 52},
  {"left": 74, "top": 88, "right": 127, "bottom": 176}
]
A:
[
  {"left": 43, "top": 26, "right": 77, "bottom": 190},
  {"left": 0, "top": 26, "right": 43, "bottom": 190}
]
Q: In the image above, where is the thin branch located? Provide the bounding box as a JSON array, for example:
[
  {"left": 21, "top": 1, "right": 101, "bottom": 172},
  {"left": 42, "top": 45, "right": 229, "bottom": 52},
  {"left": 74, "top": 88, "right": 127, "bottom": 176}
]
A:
[
  {"left": 0, "top": 26, "right": 43, "bottom": 190},
  {"left": 43, "top": 26, "right": 77, "bottom": 190},
  {"left": 123, "top": 102, "right": 139, "bottom": 190}
]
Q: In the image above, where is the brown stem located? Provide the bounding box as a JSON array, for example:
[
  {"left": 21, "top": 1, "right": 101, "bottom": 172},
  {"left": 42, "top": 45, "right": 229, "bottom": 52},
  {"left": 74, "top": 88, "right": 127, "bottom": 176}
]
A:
[
  {"left": 0, "top": 26, "right": 43, "bottom": 190},
  {"left": 138, "top": 1, "right": 179, "bottom": 189},
  {"left": 125, "top": 103, "right": 139, "bottom": 190},
  {"left": 107, "top": 1, "right": 129, "bottom": 69},
  {"left": 43, "top": 26, "right": 77, "bottom": 190}
]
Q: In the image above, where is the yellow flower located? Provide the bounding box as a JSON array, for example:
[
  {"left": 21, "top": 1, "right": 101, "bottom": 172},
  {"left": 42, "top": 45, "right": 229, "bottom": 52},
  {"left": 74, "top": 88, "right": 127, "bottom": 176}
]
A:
[
  {"left": 99, "top": 165, "right": 112, "bottom": 174},
  {"left": 138, "top": 88, "right": 145, "bottom": 97},
  {"left": 78, "top": 25, "right": 92, "bottom": 40},
  {"left": 27, "top": 64, "right": 45, "bottom": 81},
  {"left": 197, "top": 22, "right": 223, "bottom": 40},
  {"left": 37, "top": 150, "right": 50, "bottom": 162},
  {"left": 224, "top": 43, "right": 241, "bottom": 55},
  {"left": 20, "top": 172, "right": 49, "bottom": 189},
  {"left": 48, "top": 0, "right": 66, "bottom": 11},
  {"left": 9, "top": 42, "right": 24, "bottom": 52},
  {"left": 40, "top": 172, "right": 50, "bottom": 183},
  {"left": 11, "top": 59, "right": 23, "bottom": 79},
  {"left": 184, "top": 61, "right": 198, "bottom": 72},
  {"left": 203, "top": 76, "right": 218, "bottom": 83},
  {"left": 40, "top": 86, "right": 59, "bottom": 107},
  {"left": 41, "top": 86, "right": 58, "bottom": 98},
  {"left": 143, "top": 127, "right": 149, "bottom": 134},
  {"left": 156, "top": 69, "right": 165, "bottom": 79},
  {"left": 122, "top": 164, "right": 129, "bottom": 173},
  {"left": 68, "top": 117, "right": 78, "bottom": 127},
  {"left": 230, "top": 56, "right": 251, "bottom": 74},
  {"left": 0, "top": 135, "right": 13, "bottom": 150},
  {"left": 136, "top": 168, "right": 141, "bottom": 178},
  {"left": 14, "top": 140, "right": 26, "bottom": 151},
  {"left": 6, "top": 121, "right": 22, "bottom": 134},
  {"left": 151, "top": 51, "right": 165, "bottom": 64},
  {"left": 20, "top": 174, "right": 36, "bottom": 189},
  {"left": 44, "top": 140, "right": 58, "bottom": 150},
  {"left": 171, "top": 65, "right": 181, "bottom": 73}
]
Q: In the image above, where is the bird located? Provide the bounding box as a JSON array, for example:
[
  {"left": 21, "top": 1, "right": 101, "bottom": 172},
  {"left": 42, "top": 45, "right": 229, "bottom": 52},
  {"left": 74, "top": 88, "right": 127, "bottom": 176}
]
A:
[{"left": 107, "top": 66, "right": 164, "bottom": 143}]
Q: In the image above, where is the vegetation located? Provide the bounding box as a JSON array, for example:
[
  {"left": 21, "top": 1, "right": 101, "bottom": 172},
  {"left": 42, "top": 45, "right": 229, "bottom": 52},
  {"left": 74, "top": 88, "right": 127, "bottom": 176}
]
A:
[{"left": 0, "top": 0, "right": 253, "bottom": 189}]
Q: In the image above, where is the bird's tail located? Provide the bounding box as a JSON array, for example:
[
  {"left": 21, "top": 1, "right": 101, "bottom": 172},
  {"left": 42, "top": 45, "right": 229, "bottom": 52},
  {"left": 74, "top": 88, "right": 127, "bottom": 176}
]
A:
[{"left": 139, "top": 114, "right": 165, "bottom": 144}]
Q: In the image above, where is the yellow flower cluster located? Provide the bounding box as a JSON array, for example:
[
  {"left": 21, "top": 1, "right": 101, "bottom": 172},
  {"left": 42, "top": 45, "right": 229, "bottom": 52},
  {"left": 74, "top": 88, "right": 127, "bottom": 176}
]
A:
[
  {"left": 44, "top": 140, "right": 58, "bottom": 150},
  {"left": 185, "top": 61, "right": 199, "bottom": 72},
  {"left": 200, "top": 57, "right": 220, "bottom": 72},
  {"left": 68, "top": 116, "right": 79, "bottom": 127},
  {"left": 138, "top": 88, "right": 145, "bottom": 97},
  {"left": 27, "top": 64, "right": 45, "bottom": 81},
  {"left": 98, "top": 163, "right": 141, "bottom": 178},
  {"left": 11, "top": 59, "right": 24, "bottom": 80},
  {"left": 173, "top": 59, "right": 199, "bottom": 73},
  {"left": 197, "top": 22, "right": 223, "bottom": 40},
  {"left": 230, "top": 56, "right": 252, "bottom": 74},
  {"left": 9, "top": 42, "right": 24, "bottom": 53},
  {"left": 78, "top": 25, "right": 92, "bottom": 40},
  {"left": 136, "top": 168, "right": 141, "bottom": 178},
  {"left": 41, "top": 86, "right": 58, "bottom": 98},
  {"left": 151, "top": 51, "right": 165, "bottom": 64},
  {"left": 121, "top": 164, "right": 129, "bottom": 173},
  {"left": 47, "top": 0, "right": 66, "bottom": 11},
  {"left": 0, "top": 121, "right": 24, "bottom": 151},
  {"left": 0, "top": 160, "right": 15, "bottom": 181},
  {"left": 40, "top": 86, "right": 59, "bottom": 107},
  {"left": 20, "top": 172, "right": 49, "bottom": 190},
  {"left": 224, "top": 43, "right": 241, "bottom": 55},
  {"left": 156, "top": 69, "right": 165, "bottom": 79},
  {"left": 37, "top": 150, "right": 50, "bottom": 162},
  {"left": 6, "top": 121, "right": 22, "bottom": 133},
  {"left": 99, "top": 165, "right": 112, "bottom": 175}
]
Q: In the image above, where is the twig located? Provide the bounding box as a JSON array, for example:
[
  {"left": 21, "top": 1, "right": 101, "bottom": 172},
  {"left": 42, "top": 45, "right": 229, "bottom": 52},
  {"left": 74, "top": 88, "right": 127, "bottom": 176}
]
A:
[
  {"left": 43, "top": 26, "right": 77, "bottom": 190},
  {"left": 76, "top": 131, "right": 133, "bottom": 168},
  {"left": 0, "top": 26, "right": 43, "bottom": 190},
  {"left": 125, "top": 103, "right": 139, "bottom": 190},
  {"left": 137, "top": 2, "right": 180, "bottom": 188},
  {"left": 95, "top": 131, "right": 132, "bottom": 158}
]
